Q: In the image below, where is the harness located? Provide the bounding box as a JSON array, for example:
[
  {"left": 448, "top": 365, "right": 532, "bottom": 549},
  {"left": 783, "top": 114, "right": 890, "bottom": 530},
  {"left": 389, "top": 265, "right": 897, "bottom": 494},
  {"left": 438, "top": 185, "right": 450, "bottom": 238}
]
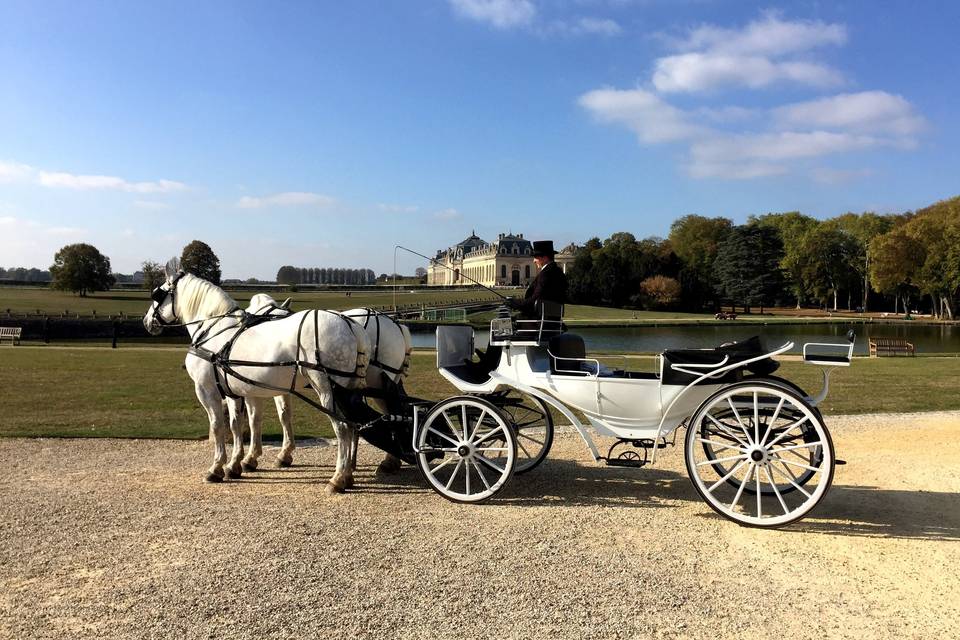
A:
[
  {"left": 151, "top": 280, "right": 367, "bottom": 420},
  {"left": 349, "top": 307, "right": 411, "bottom": 377}
]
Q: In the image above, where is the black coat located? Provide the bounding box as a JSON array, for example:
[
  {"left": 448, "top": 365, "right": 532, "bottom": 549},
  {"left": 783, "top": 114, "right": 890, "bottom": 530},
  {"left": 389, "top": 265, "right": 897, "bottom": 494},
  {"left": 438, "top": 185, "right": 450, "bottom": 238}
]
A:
[{"left": 515, "top": 261, "right": 567, "bottom": 318}]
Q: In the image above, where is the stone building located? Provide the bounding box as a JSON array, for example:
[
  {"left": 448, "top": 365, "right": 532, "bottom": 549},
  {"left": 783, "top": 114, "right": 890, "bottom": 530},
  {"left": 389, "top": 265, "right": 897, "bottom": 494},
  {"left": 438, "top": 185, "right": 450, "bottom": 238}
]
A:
[{"left": 427, "top": 232, "right": 577, "bottom": 287}]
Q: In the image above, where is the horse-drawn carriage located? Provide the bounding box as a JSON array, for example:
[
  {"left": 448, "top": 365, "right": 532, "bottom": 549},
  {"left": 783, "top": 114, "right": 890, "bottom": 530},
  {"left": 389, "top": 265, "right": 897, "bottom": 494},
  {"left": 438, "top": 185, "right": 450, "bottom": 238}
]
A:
[{"left": 145, "top": 262, "right": 853, "bottom": 528}]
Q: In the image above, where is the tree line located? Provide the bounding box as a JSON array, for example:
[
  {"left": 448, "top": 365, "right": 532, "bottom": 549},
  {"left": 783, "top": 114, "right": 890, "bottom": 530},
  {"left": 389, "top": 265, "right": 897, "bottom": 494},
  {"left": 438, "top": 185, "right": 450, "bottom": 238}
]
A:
[
  {"left": 567, "top": 195, "right": 960, "bottom": 318},
  {"left": 276, "top": 266, "right": 376, "bottom": 286}
]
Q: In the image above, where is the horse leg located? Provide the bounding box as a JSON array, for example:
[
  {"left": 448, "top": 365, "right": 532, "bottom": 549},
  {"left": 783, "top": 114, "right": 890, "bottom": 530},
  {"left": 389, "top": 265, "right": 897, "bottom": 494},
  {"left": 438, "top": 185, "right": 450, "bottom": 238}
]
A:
[
  {"left": 377, "top": 453, "right": 402, "bottom": 475},
  {"left": 327, "top": 418, "right": 356, "bottom": 494},
  {"left": 275, "top": 394, "right": 295, "bottom": 467},
  {"left": 224, "top": 399, "right": 245, "bottom": 479},
  {"left": 343, "top": 428, "right": 360, "bottom": 489},
  {"left": 242, "top": 397, "right": 264, "bottom": 472},
  {"left": 196, "top": 384, "right": 228, "bottom": 483}
]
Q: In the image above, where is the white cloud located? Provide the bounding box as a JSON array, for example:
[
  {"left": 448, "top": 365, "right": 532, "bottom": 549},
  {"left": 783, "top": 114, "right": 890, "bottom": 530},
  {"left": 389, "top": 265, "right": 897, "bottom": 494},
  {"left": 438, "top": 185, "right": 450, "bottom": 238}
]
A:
[
  {"left": 578, "top": 88, "right": 702, "bottom": 143},
  {"left": 653, "top": 13, "right": 845, "bottom": 93},
  {"left": 237, "top": 192, "right": 336, "bottom": 209},
  {"left": 449, "top": 0, "right": 535, "bottom": 29},
  {"left": 653, "top": 53, "right": 841, "bottom": 93},
  {"left": 434, "top": 208, "right": 462, "bottom": 220},
  {"left": 774, "top": 91, "right": 926, "bottom": 137},
  {"left": 46, "top": 225, "right": 87, "bottom": 236},
  {"left": 0, "top": 215, "right": 17, "bottom": 225},
  {"left": 676, "top": 13, "right": 846, "bottom": 57},
  {"left": 0, "top": 161, "right": 34, "bottom": 183},
  {"left": 36, "top": 172, "right": 186, "bottom": 193}
]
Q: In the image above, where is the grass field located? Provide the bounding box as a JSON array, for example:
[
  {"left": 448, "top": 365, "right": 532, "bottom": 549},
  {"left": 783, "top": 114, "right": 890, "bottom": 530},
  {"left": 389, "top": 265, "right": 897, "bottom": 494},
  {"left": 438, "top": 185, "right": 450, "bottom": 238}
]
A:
[{"left": 1, "top": 347, "right": 958, "bottom": 440}]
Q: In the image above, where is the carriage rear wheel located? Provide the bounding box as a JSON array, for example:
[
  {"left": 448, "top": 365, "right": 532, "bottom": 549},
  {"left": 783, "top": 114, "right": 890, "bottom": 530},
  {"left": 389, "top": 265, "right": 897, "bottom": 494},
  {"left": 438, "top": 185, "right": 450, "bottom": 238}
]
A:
[
  {"left": 488, "top": 390, "right": 554, "bottom": 474},
  {"left": 416, "top": 397, "right": 516, "bottom": 503},
  {"left": 684, "top": 382, "right": 835, "bottom": 528}
]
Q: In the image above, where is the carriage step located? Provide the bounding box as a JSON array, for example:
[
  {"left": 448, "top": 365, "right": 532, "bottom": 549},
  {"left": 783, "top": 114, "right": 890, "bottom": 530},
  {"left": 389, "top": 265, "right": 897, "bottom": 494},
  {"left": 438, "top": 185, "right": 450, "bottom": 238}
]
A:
[{"left": 604, "top": 457, "right": 647, "bottom": 468}]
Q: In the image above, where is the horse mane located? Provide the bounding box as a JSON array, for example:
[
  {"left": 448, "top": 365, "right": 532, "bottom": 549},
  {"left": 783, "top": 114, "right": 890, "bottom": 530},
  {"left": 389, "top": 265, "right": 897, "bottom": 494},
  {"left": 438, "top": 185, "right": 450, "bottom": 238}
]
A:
[{"left": 176, "top": 273, "right": 237, "bottom": 321}]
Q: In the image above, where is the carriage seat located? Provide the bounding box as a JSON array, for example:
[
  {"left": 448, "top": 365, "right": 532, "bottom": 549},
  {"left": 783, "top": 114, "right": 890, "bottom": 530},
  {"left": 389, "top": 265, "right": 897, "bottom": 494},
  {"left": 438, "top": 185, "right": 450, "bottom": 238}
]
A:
[{"left": 661, "top": 336, "right": 779, "bottom": 385}]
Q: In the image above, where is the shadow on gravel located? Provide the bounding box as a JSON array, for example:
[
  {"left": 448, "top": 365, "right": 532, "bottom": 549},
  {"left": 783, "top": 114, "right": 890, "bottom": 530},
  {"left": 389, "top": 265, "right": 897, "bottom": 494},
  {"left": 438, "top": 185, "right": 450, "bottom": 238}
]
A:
[
  {"left": 784, "top": 485, "right": 960, "bottom": 541},
  {"left": 236, "top": 460, "right": 960, "bottom": 541}
]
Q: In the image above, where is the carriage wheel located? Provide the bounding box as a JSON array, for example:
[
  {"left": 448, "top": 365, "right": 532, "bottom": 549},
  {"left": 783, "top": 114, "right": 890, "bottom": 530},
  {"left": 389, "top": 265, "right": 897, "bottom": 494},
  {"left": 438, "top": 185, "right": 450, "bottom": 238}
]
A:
[
  {"left": 684, "top": 382, "right": 834, "bottom": 528},
  {"left": 416, "top": 397, "right": 516, "bottom": 503},
  {"left": 700, "top": 377, "right": 824, "bottom": 496},
  {"left": 489, "top": 390, "right": 554, "bottom": 474}
]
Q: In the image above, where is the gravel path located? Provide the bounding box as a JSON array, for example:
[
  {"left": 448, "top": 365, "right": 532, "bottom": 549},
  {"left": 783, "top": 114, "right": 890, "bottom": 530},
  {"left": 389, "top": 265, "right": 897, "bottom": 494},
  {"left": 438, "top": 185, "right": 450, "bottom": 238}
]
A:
[{"left": 1, "top": 411, "right": 958, "bottom": 639}]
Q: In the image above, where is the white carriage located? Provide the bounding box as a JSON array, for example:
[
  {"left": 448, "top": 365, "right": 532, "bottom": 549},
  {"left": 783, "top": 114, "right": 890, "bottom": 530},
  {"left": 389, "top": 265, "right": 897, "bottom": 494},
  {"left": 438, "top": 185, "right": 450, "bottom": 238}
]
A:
[{"left": 389, "top": 303, "right": 854, "bottom": 528}]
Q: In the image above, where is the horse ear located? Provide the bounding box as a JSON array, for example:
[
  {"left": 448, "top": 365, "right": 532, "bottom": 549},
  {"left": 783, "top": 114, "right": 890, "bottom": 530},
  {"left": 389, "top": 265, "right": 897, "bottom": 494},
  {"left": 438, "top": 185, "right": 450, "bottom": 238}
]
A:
[{"left": 164, "top": 258, "right": 181, "bottom": 282}]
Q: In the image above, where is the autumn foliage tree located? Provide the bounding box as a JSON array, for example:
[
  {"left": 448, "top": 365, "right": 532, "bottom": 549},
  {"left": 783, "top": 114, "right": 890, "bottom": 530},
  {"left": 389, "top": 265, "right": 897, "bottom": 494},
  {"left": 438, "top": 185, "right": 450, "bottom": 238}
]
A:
[{"left": 180, "top": 240, "right": 221, "bottom": 285}]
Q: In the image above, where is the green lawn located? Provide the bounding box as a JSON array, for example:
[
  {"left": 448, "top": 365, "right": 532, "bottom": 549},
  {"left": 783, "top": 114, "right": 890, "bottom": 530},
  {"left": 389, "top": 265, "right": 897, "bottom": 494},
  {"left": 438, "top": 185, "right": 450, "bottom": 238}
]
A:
[{"left": 0, "top": 347, "right": 958, "bottom": 439}]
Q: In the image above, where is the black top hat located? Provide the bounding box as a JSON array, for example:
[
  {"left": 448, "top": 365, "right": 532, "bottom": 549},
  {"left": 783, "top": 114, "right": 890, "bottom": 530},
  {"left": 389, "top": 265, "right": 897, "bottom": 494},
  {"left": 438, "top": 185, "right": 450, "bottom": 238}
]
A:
[{"left": 532, "top": 240, "right": 557, "bottom": 257}]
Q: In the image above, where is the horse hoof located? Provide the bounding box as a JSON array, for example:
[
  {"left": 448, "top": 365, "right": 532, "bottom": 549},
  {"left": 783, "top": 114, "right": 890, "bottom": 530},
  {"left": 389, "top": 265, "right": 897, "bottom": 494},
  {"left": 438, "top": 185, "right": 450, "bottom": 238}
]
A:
[
  {"left": 344, "top": 477, "right": 354, "bottom": 489},
  {"left": 205, "top": 472, "right": 223, "bottom": 483},
  {"left": 225, "top": 467, "right": 242, "bottom": 480},
  {"left": 377, "top": 459, "right": 402, "bottom": 475},
  {"left": 325, "top": 482, "right": 345, "bottom": 495},
  {"left": 241, "top": 460, "right": 258, "bottom": 472},
  {"left": 276, "top": 458, "right": 292, "bottom": 468}
]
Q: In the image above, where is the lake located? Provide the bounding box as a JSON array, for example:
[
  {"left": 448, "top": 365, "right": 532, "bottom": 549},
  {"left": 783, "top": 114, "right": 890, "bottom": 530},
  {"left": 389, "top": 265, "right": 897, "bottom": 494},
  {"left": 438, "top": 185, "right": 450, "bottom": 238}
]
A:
[{"left": 409, "top": 322, "right": 960, "bottom": 355}]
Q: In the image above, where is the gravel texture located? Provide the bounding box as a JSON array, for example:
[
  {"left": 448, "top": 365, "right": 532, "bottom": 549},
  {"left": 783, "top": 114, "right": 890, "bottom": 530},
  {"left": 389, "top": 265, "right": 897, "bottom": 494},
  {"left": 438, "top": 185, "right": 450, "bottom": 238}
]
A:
[{"left": 1, "top": 411, "right": 958, "bottom": 639}]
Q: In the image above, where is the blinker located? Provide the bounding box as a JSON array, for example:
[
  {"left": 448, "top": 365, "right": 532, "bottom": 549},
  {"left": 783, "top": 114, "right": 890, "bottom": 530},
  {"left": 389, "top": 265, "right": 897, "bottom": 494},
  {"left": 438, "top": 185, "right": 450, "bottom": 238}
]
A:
[{"left": 150, "top": 287, "right": 168, "bottom": 304}]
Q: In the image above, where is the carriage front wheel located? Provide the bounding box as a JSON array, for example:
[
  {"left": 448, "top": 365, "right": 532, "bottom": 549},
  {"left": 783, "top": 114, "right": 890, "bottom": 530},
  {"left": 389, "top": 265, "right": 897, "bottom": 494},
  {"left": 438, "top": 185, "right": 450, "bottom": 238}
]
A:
[
  {"left": 416, "top": 396, "right": 516, "bottom": 503},
  {"left": 684, "top": 382, "right": 835, "bottom": 528}
]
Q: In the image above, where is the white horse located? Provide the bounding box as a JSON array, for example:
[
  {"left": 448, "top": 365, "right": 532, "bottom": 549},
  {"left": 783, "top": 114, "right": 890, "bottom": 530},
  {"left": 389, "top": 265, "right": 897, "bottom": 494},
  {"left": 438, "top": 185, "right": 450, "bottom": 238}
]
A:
[
  {"left": 144, "top": 262, "right": 370, "bottom": 493},
  {"left": 231, "top": 297, "right": 414, "bottom": 476}
]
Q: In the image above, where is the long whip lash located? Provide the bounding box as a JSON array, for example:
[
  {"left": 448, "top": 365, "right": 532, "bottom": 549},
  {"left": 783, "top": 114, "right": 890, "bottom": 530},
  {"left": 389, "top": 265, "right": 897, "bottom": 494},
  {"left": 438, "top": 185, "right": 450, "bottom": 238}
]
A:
[{"left": 393, "top": 245, "right": 509, "bottom": 315}]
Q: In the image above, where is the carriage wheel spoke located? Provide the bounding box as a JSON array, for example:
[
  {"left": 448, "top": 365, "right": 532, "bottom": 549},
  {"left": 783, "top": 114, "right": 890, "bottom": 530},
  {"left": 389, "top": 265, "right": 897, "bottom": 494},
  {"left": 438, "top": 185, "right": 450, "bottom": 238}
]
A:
[
  {"left": 770, "top": 441, "right": 823, "bottom": 455},
  {"left": 473, "top": 425, "right": 505, "bottom": 447},
  {"left": 764, "top": 465, "right": 790, "bottom": 515},
  {"left": 475, "top": 454, "right": 505, "bottom": 475},
  {"left": 445, "top": 459, "right": 463, "bottom": 490},
  {"left": 697, "top": 438, "right": 743, "bottom": 453},
  {"left": 465, "top": 459, "right": 471, "bottom": 494},
  {"left": 759, "top": 398, "right": 785, "bottom": 447},
  {"left": 707, "top": 460, "right": 747, "bottom": 493},
  {"left": 515, "top": 438, "right": 532, "bottom": 458},
  {"left": 441, "top": 412, "right": 461, "bottom": 441},
  {"left": 729, "top": 464, "right": 751, "bottom": 512},
  {"left": 726, "top": 397, "right": 752, "bottom": 444},
  {"left": 753, "top": 392, "right": 760, "bottom": 447},
  {"left": 468, "top": 408, "right": 488, "bottom": 442},
  {"left": 776, "top": 457, "right": 822, "bottom": 473},
  {"left": 766, "top": 416, "right": 809, "bottom": 448},
  {"left": 755, "top": 466, "right": 762, "bottom": 519},
  {"left": 471, "top": 459, "right": 491, "bottom": 491},
  {"left": 427, "top": 427, "right": 460, "bottom": 447},
  {"left": 696, "top": 453, "right": 746, "bottom": 467},
  {"left": 706, "top": 414, "right": 748, "bottom": 448},
  {"left": 429, "top": 455, "right": 456, "bottom": 473},
  {"left": 461, "top": 405, "right": 470, "bottom": 441},
  {"left": 517, "top": 432, "right": 545, "bottom": 446},
  {"left": 476, "top": 447, "right": 508, "bottom": 452},
  {"left": 770, "top": 462, "right": 812, "bottom": 499}
]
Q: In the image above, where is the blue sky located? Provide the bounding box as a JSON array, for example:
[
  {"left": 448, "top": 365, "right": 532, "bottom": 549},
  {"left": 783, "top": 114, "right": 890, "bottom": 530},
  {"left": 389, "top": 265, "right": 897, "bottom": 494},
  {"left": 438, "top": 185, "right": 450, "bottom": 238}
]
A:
[{"left": 1, "top": 0, "right": 958, "bottom": 278}]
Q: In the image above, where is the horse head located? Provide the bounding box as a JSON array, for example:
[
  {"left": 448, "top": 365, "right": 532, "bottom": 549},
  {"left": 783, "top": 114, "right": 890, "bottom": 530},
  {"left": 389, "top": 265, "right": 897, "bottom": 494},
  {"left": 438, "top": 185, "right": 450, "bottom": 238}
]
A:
[{"left": 143, "top": 258, "right": 183, "bottom": 335}]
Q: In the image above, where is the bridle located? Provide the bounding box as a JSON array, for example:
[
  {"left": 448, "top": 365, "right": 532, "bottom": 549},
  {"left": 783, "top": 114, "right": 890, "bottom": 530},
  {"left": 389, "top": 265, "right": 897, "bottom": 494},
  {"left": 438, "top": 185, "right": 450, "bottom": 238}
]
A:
[{"left": 148, "top": 272, "right": 185, "bottom": 328}]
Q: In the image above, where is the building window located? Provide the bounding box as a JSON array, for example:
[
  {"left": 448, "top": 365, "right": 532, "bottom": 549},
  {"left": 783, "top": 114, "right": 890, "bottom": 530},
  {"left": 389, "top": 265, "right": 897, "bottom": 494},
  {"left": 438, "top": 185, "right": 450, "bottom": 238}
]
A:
[
  {"left": 525, "top": 265, "right": 531, "bottom": 278},
  {"left": 501, "top": 265, "right": 506, "bottom": 278}
]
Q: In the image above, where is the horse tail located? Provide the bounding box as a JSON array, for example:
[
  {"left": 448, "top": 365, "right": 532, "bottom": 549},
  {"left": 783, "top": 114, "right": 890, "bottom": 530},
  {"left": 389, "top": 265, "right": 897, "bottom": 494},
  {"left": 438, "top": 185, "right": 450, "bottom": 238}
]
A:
[{"left": 400, "top": 323, "right": 413, "bottom": 377}]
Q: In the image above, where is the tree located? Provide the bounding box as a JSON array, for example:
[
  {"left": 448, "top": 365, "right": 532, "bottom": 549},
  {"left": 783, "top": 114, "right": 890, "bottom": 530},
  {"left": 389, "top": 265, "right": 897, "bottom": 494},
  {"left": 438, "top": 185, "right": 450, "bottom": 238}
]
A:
[
  {"left": 49, "top": 243, "right": 115, "bottom": 296},
  {"left": 180, "top": 240, "right": 221, "bottom": 285},
  {"left": 141, "top": 261, "right": 165, "bottom": 290},
  {"left": 668, "top": 215, "right": 732, "bottom": 309},
  {"left": 833, "top": 212, "right": 895, "bottom": 311},
  {"left": 869, "top": 231, "right": 925, "bottom": 315},
  {"left": 750, "top": 211, "right": 818, "bottom": 307},
  {"left": 638, "top": 275, "right": 681, "bottom": 309},
  {"left": 712, "top": 225, "right": 785, "bottom": 313},
  {"left": 794, "top": 222, "right": 860, "bottom": 310},
  {"left": 276, "top": 265, "right": 300, "bottom": 285}
]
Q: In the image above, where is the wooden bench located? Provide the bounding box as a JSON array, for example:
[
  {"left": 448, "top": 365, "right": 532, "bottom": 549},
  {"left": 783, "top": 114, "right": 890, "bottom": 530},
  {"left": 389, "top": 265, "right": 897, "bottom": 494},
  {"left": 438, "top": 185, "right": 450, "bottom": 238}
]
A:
[
  {"left": 869, "top": 337, "right": 915, "bottom": 357},
  {"left": 0, "top": 327, "right": 22, "bottom": 345}
]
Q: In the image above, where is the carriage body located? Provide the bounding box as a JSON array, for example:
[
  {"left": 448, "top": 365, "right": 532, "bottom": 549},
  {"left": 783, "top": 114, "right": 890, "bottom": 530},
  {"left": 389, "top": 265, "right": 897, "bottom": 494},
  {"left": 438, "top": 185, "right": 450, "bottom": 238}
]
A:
[{"left": 414, "top": 307, "right": 854, "bottom": 527}]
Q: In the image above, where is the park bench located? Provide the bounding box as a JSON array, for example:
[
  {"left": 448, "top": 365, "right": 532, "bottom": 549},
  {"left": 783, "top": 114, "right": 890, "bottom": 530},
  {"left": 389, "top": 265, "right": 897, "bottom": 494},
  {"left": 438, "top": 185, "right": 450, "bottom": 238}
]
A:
[
  {"left": 0, "top": 327, "right": 22, "bottom": 345},
  {"left": 869, "top": 337, "right": 915, "bottom": 357}
]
